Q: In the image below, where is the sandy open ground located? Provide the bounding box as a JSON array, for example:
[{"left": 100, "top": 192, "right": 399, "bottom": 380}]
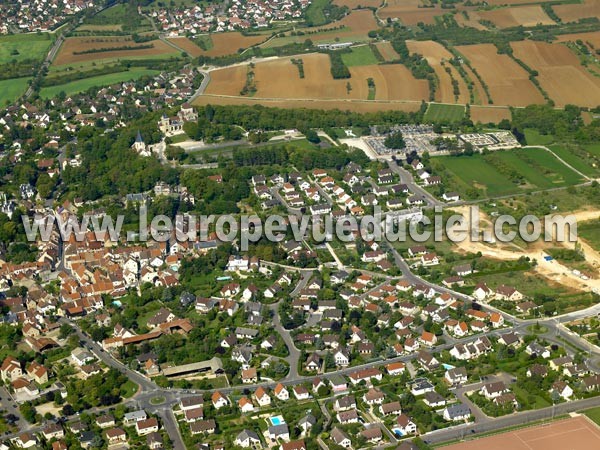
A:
[
  {"left": 450, "top": 206, "right": 600, "bottom": 290},
  {"left": 511, "top": 40, "right": 600, "bottom": 107},
  {"left": 407, "top": 40, "right": 469, "bottom": 104},
  {"left": 443, "top": 416, "right": 600, "bottom": 450},
  {"left": 456, "top": 43, "right": 544, "bottom": 106},
  {"left": 54, "top": 36, "right": 177, "bottom": 65}
]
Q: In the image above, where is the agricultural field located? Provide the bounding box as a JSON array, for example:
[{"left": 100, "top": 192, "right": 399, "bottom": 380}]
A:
[
  {"left": 168, "top": 37, "right": 206, "bottom": 57},
  {"left": 423, "top": 103, "right": 465, "bottom": 122},
  {"left": 485, "top": 0, "right": 556, "bottom": 4},
  {"left": 54, "top": 36, "right": 178, "bottom": 66},
  {"left": 205, "top": 65, "right": 248, "bottom": 96},
  {"left": 511, "top": 40, "right": 600, "bottom": 107},
  {"left": 470, "top": 106, "right": 511, "bottom": 124},
  {"left": 454, "top": 10, "right": 488, "bottom": 30},
  {"left": 375, "top": 41, "right": 400, "bottom": 61},
  {"left": 555, "top": 31, "right": 600, "bottom": 48},
  {"left": 193, "top": 94, "right": 423, "bottom": 112},
  {"left": 407, "top": 40, "right": 469, "bottom": 104},
  {"left": 431, "top": 147, "right": 584, "bottom": 199},
  {"left": 456, "top": 43, "right": 545, "bottom": 106},
  {"left": 262, "top": 10, "right": 378, "bottom": 48},
  {"left": 76, "top": 24, "right": 123, "bottom": 32},
  {"left": 39, "top": 69, "right": 159, "bottom": 98},
  {"left": 340, "top": 45, "right": 379, "bottom": 67},
  {"left": 0, "top": 78, "right": 30, "bottom": 106},
  {"left": 547, "top": 144, "right": 600, "bottom": 177},
  {"left": 333, "top": 0, "right": 382, "bottom": 8},
  {"left": 579, "top": 219, "right": 600, "bottom": 253},
  {"left": 379, "top": 0, "right": 446, "bottom": 25},
  {"left": 193, "top": 32, "right": 267, "bottom": 57},
  {"left": 476, "top": 5, "right": 555, "bottom": 28},
  {"left": 204, "top": 53, "right": 429, "bottom": 103},
  {"left": 553, "top": 0, "right": 600, "bottom": 23},
  {"left": 0, "top": 33, "right": 52, "bottom": 64}
]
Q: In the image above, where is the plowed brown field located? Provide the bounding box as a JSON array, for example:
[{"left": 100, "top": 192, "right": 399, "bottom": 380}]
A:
[
  {"left": 407, "top": 40, "right": 469, "bottom": 104},
  {"left": 203, "top": 53, "right": 429, "bottom": 104},
  {"left": 333, "top": 0, "right": 382, "bottom": 8},
  {"left": 379, "top": 0, "right": 444, "bottom": 25},
  {"left": 555, "top": 31, "right": 600, "bottom": 48},
  {"left": 477, "top": 5, "right": 555, "bottom": 28},
  {"left": 470, "top": 106, "right": 512, "bottom": 124},
  {"left": 511, "top": 40, "right": 600, "bottom": 107},
  {"left": 193, "top": 95, "right": 423, "bottom": 112},
  {"left": 554, "top": 0, "right": 600, "bottom": 23},
  {"left": 457, "top": 43, "right": 545, "bottom": 106},
  {"left": 375, "top": 42, "right": 400, "bottom": 61},
  {"left": 167, "top": 37, "right": 205, "bottom": 57}
]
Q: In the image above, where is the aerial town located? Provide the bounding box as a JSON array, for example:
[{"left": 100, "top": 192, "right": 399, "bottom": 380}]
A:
[{"left": 2, "top": 1, "right": 600, "bottom": 450}]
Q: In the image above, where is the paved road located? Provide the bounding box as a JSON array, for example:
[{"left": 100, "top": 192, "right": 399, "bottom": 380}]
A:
[
  {"left": 0, "top": 387, "right": 26, "bottom": 432},
  {"left": 190, "top": 70, "right": 211, "bottom": 102},
  {"left": 270, "top": 300, "right": 301, "bottom": 381},
  {"left": 422, "top": 395, "right": 600, "bottom": 446},
  {"left": 387, "top": 159, "right": 442, "bottom": 207}
]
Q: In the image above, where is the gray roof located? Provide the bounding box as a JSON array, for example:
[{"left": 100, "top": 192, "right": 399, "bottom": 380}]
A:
[{"left": 445, "top": 402, "right": 470, "bottom": 418}]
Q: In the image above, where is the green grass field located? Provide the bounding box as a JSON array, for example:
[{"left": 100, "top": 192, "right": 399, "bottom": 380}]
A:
[
  {"left": 584, "top": 406, "right": 600, "bottom": 426},
  {"left": 0, "top": 34, "right": 52, "bottom": 64},
  {"left": 424, "top": 103, "right": 465, "bottom": 123},
  {"left": 86, "top": 3, "right": 153, "bottom": 33},
  {"left": 40, "top": 69, "right": 159, "bottom": 98},
  {"left": 524, "top": 128, "right": 554, "bottom": 146},
  {"left": 341, "top": 45, "right": 379, "bottom": 67},
  {"left": 547, "top": 144, "right": 599, "bottom": 177},
  {"left": 0, "top": 77, "right": 30, "bottom": 106},
  {"left": 577, "top": 219, "right": 600, "bottom": 252},
  {"left": 48, "top": 52, "right": 180, "bottom": 78},
  {"left": 582, "top": 143, "right": 600, "bottom": 157},
  {"left": 305, "top": 0, "right": 329, "bottom": 26},
  {"left": 432, "top": 147, "right": 583, "bottom": 199}
]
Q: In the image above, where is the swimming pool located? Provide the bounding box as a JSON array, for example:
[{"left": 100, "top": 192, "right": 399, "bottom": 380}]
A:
[
  {"left": 392, "top": 428, "right": 404, "bottom": 437},
  {"left": 442, "top": 363, "right": 455, "bottom": 370},
  {"left": 270, "top": 415, "right": 285, "bottom": 426}
]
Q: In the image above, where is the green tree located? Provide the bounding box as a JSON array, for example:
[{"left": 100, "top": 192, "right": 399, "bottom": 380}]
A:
[{"left": 384, "top": 131, "right": 406, "bottom": 149}]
